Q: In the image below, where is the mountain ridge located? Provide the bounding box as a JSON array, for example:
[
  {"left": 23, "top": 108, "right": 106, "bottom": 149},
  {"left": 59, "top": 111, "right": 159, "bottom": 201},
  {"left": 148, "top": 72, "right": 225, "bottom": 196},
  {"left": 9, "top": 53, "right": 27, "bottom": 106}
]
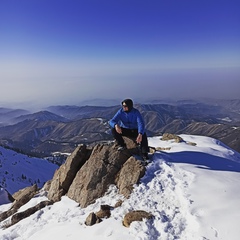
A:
[{"left": 0, "top": 99, "right": 239, "bottom": 157}]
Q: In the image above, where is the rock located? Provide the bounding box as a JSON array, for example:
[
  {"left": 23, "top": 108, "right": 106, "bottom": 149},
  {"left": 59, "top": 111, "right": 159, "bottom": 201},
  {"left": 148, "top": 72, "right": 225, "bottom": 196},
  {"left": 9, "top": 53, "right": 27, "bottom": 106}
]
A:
[
  {"left": 12, "top": 184, "right": 38, "bottom": 211},
  {"left": 115, "top": 156, "right": 145, "bottom": 198},
  {"left": 114, "top": 200, "right": 123, "bottom": 208},
  {"left": 67, "top": 143, "right": 132, "bottom": 207},
  {"left": 10, "top": 200, "right": 53, "bottom": 226},
  {"left": 149, "top": 146, "right": 156, "bottom": 154},
  {"left": 155, "top": 147, "right": 171, "bottom": 151},
  {"left": 47, "top": 144, "right": 90, "bottom": 202},
  {"left": 123, "top": 210, "right": 153, "bottom": 227},
  {"left": 161, "top": 133, "right": 183, "bottom": 143},
  {"left": 85, "top": 212, "right": 102, "bottom": 226},
  {"left": 95, "top": 205, "right": 112, "bottom": 219},
  {"left": 43, "top": 179, "right": 52, "bottom": 191},
  {"left": 0, "top": 184, "right": 38, "bottom": 222},
  {"left": 187, "top": 141, "right": 197, "bottom": 146},
  {"left": 122, "top": 137, "right": 139, "bottom": 153}
]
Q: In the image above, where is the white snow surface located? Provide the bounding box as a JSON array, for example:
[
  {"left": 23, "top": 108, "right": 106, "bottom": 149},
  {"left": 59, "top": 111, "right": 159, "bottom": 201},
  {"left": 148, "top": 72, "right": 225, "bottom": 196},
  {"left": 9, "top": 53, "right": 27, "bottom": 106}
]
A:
[
  {"left": 0, "top": 146, "right": 59, "bottom": 195},
  {"left": 0, "top": 134, "right": 240, "bottom": 240}
]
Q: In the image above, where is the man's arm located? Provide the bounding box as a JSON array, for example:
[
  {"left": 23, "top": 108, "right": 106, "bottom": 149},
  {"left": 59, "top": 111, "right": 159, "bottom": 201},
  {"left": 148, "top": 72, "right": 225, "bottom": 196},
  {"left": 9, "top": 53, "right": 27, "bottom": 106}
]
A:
[
  {"left": 109, "top": 109, "right": 121, "bottom": 128},
  {"left": 136, "top": 111, "right": 145, "bottom": 135}
]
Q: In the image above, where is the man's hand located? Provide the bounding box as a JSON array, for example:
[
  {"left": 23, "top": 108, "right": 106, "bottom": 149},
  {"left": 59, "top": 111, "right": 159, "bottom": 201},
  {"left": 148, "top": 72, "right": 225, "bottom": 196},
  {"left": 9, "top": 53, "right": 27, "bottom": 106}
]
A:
[
  {"left": 115, "top": 124, "right": 122, "bottom": 134},
  {"left": 136, "top": 133, "right": 142, "bottom": 144}
]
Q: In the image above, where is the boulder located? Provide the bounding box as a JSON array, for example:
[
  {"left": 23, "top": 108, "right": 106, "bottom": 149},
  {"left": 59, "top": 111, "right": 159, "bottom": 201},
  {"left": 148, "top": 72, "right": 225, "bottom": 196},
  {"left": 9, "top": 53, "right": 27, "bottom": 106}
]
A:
[
  {"left": 123, "top": 210, "right": 153, "bottom": 227},
  {"left": 122, "top": 136, "right": 139, "bottom": 152},
  {"left": 47, "top": 144, "right": 90, "bottom": 202},
  {"left": 95, "top": 205, "right": 112, "bottom": 219},
  {"left": 114, "top": 200, "right": 123, "bottom": 208},
  {"left": 115, "top": 156, "right": 145, "bottom": 198},
  {"left": 12, "top": 184, "right": 38, "bottom": 211},
  {"left": 67, "top": 143, "right": 132, "bottom": 207},
  {"left": 85, "top": 212, "right": 102, "bottom": 226},
  {"left": 0, "top": 184, "right": 38, "bottom": 222},
  {"left": 10, "top": 200, "right": 53, "bottom": 226},
  {"left": 161, "top": 133, "right": 183, "bottom": 143}
]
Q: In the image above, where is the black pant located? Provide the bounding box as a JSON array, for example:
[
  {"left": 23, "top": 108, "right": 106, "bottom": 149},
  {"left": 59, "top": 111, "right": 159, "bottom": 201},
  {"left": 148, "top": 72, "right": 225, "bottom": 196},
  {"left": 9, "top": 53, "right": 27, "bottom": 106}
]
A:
[{"left": 111, "top": 127, "right": 149, "bottom": 154}]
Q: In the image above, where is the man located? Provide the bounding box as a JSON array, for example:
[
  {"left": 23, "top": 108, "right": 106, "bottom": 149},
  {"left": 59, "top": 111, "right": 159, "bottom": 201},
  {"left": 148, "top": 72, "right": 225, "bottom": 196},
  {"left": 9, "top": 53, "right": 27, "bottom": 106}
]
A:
[{"left": 109, "top": 98, "right": 149, "bottom": 160}]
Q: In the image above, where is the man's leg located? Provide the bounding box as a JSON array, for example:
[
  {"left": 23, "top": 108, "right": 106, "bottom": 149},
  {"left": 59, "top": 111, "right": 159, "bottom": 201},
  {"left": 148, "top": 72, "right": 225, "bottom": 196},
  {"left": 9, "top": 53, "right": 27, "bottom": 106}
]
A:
[
  {"left": 111, "top": 128, "right": 126, "bottom": 147},
  {"left": 122, "top": 129, "right": 149, "bottom": 155},
  {"left": 140, "top": 133, "right": 149, "bottom": 158},
  {"left": 121, "top": 128, "right": 138, "bottom": 139}
]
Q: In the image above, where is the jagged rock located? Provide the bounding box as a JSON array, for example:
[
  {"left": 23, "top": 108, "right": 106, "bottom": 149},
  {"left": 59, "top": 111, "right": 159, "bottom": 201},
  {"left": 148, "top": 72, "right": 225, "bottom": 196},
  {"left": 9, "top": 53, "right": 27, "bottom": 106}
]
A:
[
  {"left": 95, "top": 205, "right": 112, "bottom": 219},
  {"left": 47, "top": 144, "right": 90, "bottom": 202},
  {"left": 67, "top": 143, "right": 132, "bottom": 208},
  {"left": 10, "top": 200, "right": 53, "bottom": 227},
  {"left": 187, "top": 141, "right": 197, "bottom": 146},
  {"left": 114, "top": 200, "right": 123, "bottom": 208},
  {"left": 161, "top": 133, "right": 184, "bottom": 143},
  {"left": 122, "top": 210, "right": 153, "bottom": 227},
  {"left": 85, "top": 212, "right": 102, "bottom": 226},
  {"left": 0, "top": 209, "right": 13, "bottom": 223},
  {"left": 149, "top": 146, "right": 156, "bottom": 154},
  {"left": 122, "top": 136, "right": 139, "bottom": 152},
  {"left": 0, "top": 184, "right": 38, "bottom": 222},
  {"left": 156, "top": 147, "right": 171, "bottom": 151},
  {"left": 43, "top": 179, "right": 52, "bottom": 191},
  {"left": 115, "top": 156, "right": 145, "bottom": 198},
  {"left": 12, "top": 184, "right": 38, "bottom": 211}
]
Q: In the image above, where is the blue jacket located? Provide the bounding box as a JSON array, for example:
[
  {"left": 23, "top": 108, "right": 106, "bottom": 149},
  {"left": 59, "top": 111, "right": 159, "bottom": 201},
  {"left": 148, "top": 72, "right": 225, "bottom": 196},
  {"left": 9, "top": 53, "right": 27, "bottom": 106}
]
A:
[{"left": 109, "top": 108, "right": 145, "bottom": 134}]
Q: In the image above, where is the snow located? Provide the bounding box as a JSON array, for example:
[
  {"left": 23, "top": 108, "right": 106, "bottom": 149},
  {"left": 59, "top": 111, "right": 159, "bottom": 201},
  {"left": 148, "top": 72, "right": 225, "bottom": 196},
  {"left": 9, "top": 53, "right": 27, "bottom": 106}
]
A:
[
  {"left": 1, "top": 134, "right": 240, "bottom": 240},
  {"left": 0, "top": 146, "right": 59, "bottom": 194}
]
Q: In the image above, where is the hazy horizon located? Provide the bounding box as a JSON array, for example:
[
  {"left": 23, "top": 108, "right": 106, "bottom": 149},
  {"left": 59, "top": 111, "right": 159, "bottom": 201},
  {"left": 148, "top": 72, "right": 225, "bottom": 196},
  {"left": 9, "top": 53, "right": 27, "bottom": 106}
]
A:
[{"left": 1, "top": 1, "right": 239, "bottom": 108}]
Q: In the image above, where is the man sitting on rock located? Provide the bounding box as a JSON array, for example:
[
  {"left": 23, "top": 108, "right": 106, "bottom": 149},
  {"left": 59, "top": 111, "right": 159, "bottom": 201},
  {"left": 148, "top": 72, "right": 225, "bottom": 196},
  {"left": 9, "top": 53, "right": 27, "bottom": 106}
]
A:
[{"left": 109, "top": 98, "right": 149, "bottom": 160}]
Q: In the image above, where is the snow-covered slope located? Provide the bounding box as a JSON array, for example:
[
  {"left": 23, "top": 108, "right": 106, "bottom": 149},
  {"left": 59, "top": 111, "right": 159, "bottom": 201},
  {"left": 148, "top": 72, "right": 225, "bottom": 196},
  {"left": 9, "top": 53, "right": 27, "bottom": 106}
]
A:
[
  {"left": 0, "top": 146, "right": 59, "bottom": 195},
  {"left": 0, "top": 135, "right": 240, "bottom": 240}
]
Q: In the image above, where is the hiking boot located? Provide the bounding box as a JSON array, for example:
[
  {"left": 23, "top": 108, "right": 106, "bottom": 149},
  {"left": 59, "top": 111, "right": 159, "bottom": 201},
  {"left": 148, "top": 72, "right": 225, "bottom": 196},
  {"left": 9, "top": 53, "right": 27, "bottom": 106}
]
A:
[
  {"left": 142, "top": 153, "right": 149, "bottom": 160},
  {"left": 117, "top": 145, "right": 127, "bottom": 151}
]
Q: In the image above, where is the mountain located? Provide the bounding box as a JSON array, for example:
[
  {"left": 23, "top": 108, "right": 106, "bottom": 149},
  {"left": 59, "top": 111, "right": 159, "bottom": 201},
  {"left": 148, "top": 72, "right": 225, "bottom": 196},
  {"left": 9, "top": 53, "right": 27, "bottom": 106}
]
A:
[
  {"left": 46, "top": 105, "right": 119, "bottom": 120},
  {"left": 0, "top": 108, "right": 30, "bottom": 126},
  {"left": 0, "top": 135, "right": 240, "bottom": 240},
  {"left": 0, "top": 99, "right": 239, "bottom": 157},
  {"left": 0, "top": 145, "right": 59, "bottom": 194},
  {"left": 12, "top": 111, "right": 69, "bottom": 123}
]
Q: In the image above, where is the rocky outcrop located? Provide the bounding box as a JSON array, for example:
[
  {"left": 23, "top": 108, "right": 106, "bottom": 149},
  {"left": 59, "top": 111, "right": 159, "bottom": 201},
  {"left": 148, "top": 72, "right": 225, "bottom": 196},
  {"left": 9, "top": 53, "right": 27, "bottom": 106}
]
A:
[
  {"left": 67, "top": 143, "right": 133, "bottom": 207},
  {"left": 12, "top": 184, "right": 38, "bottom": 210},
  {"left": 47, "top": 144, "right": 90, "bottom": 202},
  {"left": 0, "top": 184, "right": 38, "bottom": 222},
  {"left": 10, "top": 200, "right": 53, "bottom": 226},
  {"left": 115, "top": 156, "right": 145, "bottom": 198},
  {"left": 85, "top": 212, "right": 102, "bottom": 226},
  {"left": 2, "top": 137, "right": 147, "bottom": 227}
]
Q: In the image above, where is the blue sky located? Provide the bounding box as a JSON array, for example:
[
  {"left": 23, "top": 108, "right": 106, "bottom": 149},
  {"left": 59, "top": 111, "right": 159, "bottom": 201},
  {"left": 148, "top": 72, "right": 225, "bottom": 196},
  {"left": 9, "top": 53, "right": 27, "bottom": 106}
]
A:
[{"left": 0, "top": 0, "right": 239, "bottom": 108}]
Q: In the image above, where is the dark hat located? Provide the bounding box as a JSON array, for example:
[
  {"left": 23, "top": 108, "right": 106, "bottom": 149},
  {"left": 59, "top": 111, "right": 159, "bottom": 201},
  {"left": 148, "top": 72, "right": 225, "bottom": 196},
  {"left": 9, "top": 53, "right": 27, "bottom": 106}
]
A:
[{"left": 122, "top": 99, "right": 133, "bottom": 111}]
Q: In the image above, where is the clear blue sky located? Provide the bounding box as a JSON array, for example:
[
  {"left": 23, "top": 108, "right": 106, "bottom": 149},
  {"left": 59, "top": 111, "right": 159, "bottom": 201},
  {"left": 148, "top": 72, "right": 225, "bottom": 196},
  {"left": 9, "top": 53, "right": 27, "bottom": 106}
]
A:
[{"left": 0, "top": 0, "right": 239, "bottom": 108}]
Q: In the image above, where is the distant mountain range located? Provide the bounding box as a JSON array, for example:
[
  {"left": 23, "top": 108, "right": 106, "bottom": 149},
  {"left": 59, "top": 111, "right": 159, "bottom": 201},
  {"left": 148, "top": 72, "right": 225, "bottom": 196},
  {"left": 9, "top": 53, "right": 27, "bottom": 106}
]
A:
[{"left": 0, "top": 99, "right": 239, "bottom": 156}]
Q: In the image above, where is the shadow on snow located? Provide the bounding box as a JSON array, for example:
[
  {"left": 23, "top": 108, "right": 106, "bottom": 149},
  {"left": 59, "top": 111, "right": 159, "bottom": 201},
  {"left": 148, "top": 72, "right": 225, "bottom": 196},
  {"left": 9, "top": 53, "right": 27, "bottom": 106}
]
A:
[{"left": 154, "top": 151, "right": 240, "bottom": 173}]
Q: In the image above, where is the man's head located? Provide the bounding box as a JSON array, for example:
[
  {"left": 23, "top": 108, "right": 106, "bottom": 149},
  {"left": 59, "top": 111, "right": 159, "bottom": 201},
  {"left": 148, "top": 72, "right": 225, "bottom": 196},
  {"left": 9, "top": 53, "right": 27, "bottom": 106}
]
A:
[{"left": 122, "top": 99, "right": 133, "bottom": 112}]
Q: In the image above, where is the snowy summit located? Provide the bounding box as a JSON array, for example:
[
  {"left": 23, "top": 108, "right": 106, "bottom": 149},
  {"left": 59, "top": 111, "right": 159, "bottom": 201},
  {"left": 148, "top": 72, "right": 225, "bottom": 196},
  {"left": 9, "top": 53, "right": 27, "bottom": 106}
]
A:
[{"left": 0, "top": 134, "right": 240, "bottom": 240}]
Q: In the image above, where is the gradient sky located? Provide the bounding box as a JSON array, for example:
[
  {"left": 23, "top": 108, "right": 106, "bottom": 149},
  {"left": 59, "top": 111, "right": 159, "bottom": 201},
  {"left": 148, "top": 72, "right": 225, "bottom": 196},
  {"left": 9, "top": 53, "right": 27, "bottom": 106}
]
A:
[{"left": 0, "top": 0, "right": 240, "bottom": 108}]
